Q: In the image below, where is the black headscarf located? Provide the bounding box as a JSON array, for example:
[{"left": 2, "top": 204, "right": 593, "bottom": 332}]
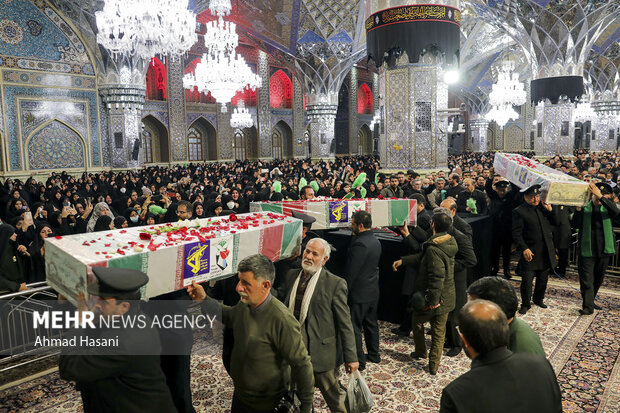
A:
[
  {"left": 113, "top": 216, "right": 127, "bottom": 229},
  {"left": 0, "top": 224, "right": 16, "bottom": 259},
  {"left": 93, "top": 215, "right": 113, "bottom": 232}
]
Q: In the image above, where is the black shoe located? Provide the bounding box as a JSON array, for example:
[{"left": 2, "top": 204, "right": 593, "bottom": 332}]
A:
[
  {"left": 446, "top": 347, "right": 462, "bottom": 357},
  {"left": 518, "top": 305, "right": 530, "bottom": 315},
  {"left": 391, "top": 327, "right": 409, "bottom": 337},
  {"left": 594, "top": 304, "right": 602, "bottom": 310},
  {"left": 503, "top": 272, "right": 512, "bottom": 280},
  {"left": 366, "top": 354, "right": 381, "bottom": 364},
  {"left": 429, "top": 367, "right": 438, "bottom": 375},
  {"left": 533, "top": 301, "right": 548, "bottom": 309},
  {"left": 358, "top": 363, "right": 366, "bottom": 371},
  {"left": 579, "top": 309, "right": 594, "bottom": 316},
  {"left": 410, "top": 351, "right": 426, "bottom": 359}
]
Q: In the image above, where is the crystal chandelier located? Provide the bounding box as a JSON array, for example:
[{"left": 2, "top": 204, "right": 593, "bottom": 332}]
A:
[
  {"left": 183, "top": 0, "right": 262, "bottom": 112},
  {"left": 489, "top": 61, "right": 527, "bottom": 107},
  {"left": 96, "top": 0, "right": 197, "bottom": 60},
  {"left": 230, "top": 100, "right": 254, "bottom": 129},
  {"left": 573, "top": 99, "right": 596, "bottom": 122},
  {"left": 486, "top": 104, "right": 520, "bottom": 128}
]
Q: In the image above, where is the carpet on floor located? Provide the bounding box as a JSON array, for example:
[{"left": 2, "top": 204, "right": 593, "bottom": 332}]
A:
[{"left": 1, "top": 278, "right": 620, "bottom": 413}]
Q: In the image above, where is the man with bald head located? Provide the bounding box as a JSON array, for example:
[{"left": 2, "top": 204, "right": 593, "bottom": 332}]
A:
[
  {"left": 456, "top": 178, "right": 488, "bottom": 215},
  {"left": 440, "top": 198, "right": 473, "bottom": 240},
  {"left": 439, "top": 300, "right": 562, "bottom": 413}
]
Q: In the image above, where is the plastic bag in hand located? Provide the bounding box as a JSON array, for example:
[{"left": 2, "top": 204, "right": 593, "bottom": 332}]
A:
[{"left": 345, "top": 370, "right": 374, "bottom": 413}]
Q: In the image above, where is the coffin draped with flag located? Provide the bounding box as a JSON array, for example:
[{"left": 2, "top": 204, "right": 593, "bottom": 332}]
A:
[
  {"left": 44, "top": 212, "right": 302, "bottom": 304},
  {"left": 493, "top": 152, "right": 590, "bottom": 206},
  {"left": 250, "top": 198, "right": 417, "bottom": 229}
]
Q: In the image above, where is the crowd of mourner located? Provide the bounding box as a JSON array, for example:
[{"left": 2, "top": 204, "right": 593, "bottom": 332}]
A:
[{"left": 4, "top": 149, "right": 619, "bottom": 412}]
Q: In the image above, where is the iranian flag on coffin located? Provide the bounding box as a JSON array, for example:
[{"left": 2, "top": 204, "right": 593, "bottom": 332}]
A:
[
  {"left": 236, "top": 219, "right": 302, "bottom": 263},
  {"left": 250, "top": 199, "right": 417, "bottom": 228},
  {"left": 494, "top": 152, "right": 590, "bottom": 206}
]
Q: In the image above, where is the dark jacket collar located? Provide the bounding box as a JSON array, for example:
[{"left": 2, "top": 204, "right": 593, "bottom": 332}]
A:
[{"left": 471, "top": 347, "right": 512, "bottom": 369}]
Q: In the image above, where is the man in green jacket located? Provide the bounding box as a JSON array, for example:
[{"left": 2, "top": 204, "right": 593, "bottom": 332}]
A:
[
  {"left": 467, "top": 276, "right": 545, "bottom": 357},
  {"left": 187, "top": 254, "right": 314, "bottom": 413},
  {"left": 393, "top": 212, "right": 458, "bottom": 375}
]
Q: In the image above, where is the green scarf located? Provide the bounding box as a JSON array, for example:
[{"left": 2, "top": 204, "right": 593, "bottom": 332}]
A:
[{"left": 581, "top": 200, "right": 615, "bottom": 257}]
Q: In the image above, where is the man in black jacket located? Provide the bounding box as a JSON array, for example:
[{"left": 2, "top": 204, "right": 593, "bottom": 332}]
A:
[
  {"left": 346, "top": 210, "right": 382, "bottom": 370},
  {"left": 572, "top": 182, "right": 620, "bottom": 315},
  {"left": 512, "top": 185, "right": 556, "bottom": 314},
  {"left": 486, "top": 179, "right": 519, "bottom": 279},
  {"left": 455, "top": 178, "right": 488, "bottom": 215},
  {"left": 59, "top": 267, "right": 176, "bottom": 413},
  {"left": 439, "top": 299, "right": 562, "bottom": 413}
]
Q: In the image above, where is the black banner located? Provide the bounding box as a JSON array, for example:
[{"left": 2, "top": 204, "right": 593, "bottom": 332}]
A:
[
  {"left": 366, "top": 5, "right": 460, "bottom": 68},
  {"left": 366, "top": 4, "right": 461, "bottom": 32},
  {"left": 530, "top": 76, "right": 584, "bottom": 104}
]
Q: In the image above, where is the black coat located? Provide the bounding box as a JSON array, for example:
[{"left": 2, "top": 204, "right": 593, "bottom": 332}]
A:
[
  {"left": 453, "top": 215, "right": 473, "bottom": 240},
  {"left": 401, "top": 226, "right": 429, "bottom": 295},
  {"left": 512, "top": 203, "right": 556, "bottom": 271},
  {"left": 59, "top": 309, "right": 177, "bottom": 413},
  {"left": 552, "top": 204, "right": 574, "bottom": 249},
  {"left": 440, "top": 347, "right": 562, "bottom": 413},
  {"left": 345, "top": 230, "right": 381, "bottom": 304},
  {"left": 416, "top": 209, "right": 432, "bottom": 231},
  {"left": 456, "top": 189, "right": 488, "bottom": 215},
  {"left": 486, "top": 182, "right": 520, "bottom": 234}
]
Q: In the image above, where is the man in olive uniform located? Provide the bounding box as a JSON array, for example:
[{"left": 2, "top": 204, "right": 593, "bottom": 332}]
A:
[
  {"left": 572, "top": 182, "right": 620, "bottom": 315},
  {"left": 59, "top": 267, "right": 176, "bottom": 413},
  {"left": 486, "top": 179, "right": 519, "bottom": 279},
  {"left": 187, "top": 254, "right": 315, "bottom": 413},
  {"left": 512, "top": 185, "right": 556, "bottom": 314}
]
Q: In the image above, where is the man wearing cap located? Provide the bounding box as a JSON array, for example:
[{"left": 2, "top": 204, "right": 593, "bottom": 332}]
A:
[
  {"left": 276, "top": 238, "right": 358, "bottom": 412},
  {"left": 572, "top": 182, "right": 620, "bottom": 315},
  {"left": 59, "top": 267, "right": 177, "bottom": 413},
  {"left": 512, "top": 184, "right": 556, "bottom": 314},
  {"left": 187, "top": 254, "right": 315, "bottom": 413},
  {"left": 486, "top": 178, "right": 519, "bottom": 279}
]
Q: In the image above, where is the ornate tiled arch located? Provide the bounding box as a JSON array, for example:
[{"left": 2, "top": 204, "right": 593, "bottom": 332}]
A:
[{"left": 26, "top": 118, "right": 86, "bottom": 170}]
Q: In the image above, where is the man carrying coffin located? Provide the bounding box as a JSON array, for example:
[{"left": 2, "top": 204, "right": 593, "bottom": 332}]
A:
[
  {"left": 59, "top": 267, "right": 176, "bottom": 413},
  {"left": 572, "top": 182, "right": 620, "bottom": 315},
  {"left": 512, "top": 185, "right": 556, "bottom": 314}
]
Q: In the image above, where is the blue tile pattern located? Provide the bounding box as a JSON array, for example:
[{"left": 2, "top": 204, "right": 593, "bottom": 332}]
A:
[
  {"left": 0, "top": 0, "right": 94, "bottom": 75},
  {"left": 27, "top": 120, "right": 85, "bottom": 170},
  {"left": 3, "top": 86, "right": 100, "bottom": 170}
]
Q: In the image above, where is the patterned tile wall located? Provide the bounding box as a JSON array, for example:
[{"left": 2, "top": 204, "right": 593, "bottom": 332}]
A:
[
  {"left": 258, "top": 51, "right": 272, "bottom": 158},
  {"left": 292, "top": 76, "right": 306, "bottom": 157},
  {"left": 167, "top": 57, "right": 188, "bottom": 162},
  {"left": 27, "top": 120, "right": 84, "bottom": 169},
  {"left": 0, "top": 0, "right": 94, "bottom": 75},
  {"left": 386, "top": 68, "right": 409, "bottom": 169},
  {"left": 3, "top": 85, "right": 100, "bottom": 170},
  {"left": 349, "top": 68, "right": 358, "bottom": 154},
  {"left": 217, "top": 103, "right": 233, "bottom": 160}
]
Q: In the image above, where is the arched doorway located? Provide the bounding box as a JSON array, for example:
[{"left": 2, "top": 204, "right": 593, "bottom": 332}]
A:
[
  {"left": 142, "top": 115, "right": 169, "bottom": 163},
  {"left": 357, "top": 83, "right": 373, "bottom": 115},
  {"left": 233, "top": 129, "right": 246, "bottom": 160},
  {"left": 188, "top": 118, "right": 217, "bottom": 161},
  {"left": 270, "top": 70, "right": 292, "bottom": 109},
  {"left": 335, "top": 82, "right": 349, "bottom": 154},
  {"left": 271, "top": 121, "right": 293, "bottom": 159},
  {"left": 145, "top": 57, "right": 167, "bottom": 101},
  {"left": 358, "top": 124, "right": 372, "bottom": 155}
]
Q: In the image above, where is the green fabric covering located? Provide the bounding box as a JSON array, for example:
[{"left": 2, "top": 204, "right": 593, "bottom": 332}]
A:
[
  {"left": 508, "top": 317, "right": 545, "bottom": 357},
  {"left": 273, "top": 181, "right": 281, "bottom": 193},
  {"left": 149, "top": 205, "right": 167, "bottom": 215},
  {"left": 343, "top": 192, "right": 354, "bottom": 199},
  {"left": 466, "top": 198, "right": 478, "bottom": 215},
  {"left": 360, "top": 187, "right": 367, "bottom": 198},
  {"left": 352, "top": 173, "right": 366, "bottom": 189},
  {"left": 581, "top": 200, "right": 615, "bottom": 257},
  {"left": 298, "top": 177, "right": 308, "bottom": 191},
  {"left": 310, "top": 181, "right": 319, "bottom": 193}
]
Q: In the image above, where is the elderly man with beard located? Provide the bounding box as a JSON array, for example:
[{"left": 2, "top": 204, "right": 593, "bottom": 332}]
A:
[{"left": 277, "top": 238, "right": 359, "bottom": 412}]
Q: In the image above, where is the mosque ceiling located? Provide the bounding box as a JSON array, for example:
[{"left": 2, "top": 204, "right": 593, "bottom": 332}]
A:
[{"left": 50, "top": 0, "right": 620, "bottom": 98}]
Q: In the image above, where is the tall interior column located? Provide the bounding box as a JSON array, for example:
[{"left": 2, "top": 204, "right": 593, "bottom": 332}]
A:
[
  {"left": 306, "top": 93, "right": 338, "bottom": 159},
  {"left": 366, "top": 1, "right": 460, "bottom": 169}
]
